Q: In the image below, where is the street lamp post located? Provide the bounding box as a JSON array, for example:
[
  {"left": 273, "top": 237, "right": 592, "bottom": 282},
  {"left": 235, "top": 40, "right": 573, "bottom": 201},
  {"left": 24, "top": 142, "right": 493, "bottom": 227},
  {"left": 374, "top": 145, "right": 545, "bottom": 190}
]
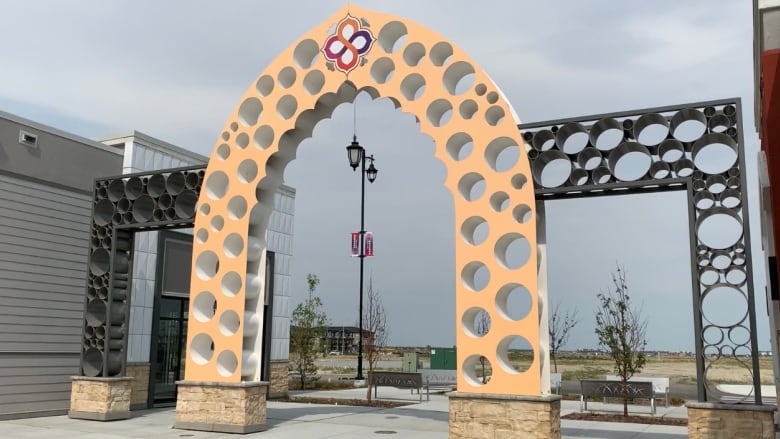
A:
[{"left": 346, "top": 136, "right": 377, "bottom": 381}]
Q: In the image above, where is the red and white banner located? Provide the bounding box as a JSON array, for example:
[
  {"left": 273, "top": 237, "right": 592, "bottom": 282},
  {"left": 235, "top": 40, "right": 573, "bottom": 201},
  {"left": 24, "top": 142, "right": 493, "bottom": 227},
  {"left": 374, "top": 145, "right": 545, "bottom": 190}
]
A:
[
  {"left": 364, "top": 232, "right": 374, "bottom": 257},
  {"left": 351, "top": 232, "right": 360, "bottom": 257}
]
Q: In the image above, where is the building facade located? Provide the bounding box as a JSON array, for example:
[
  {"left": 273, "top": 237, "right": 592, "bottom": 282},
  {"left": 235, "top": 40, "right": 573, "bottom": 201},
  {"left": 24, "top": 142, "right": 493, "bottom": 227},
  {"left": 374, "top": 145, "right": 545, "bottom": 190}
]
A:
[{"left": 0, "top": 115, "right": 295, "bottom": 419}]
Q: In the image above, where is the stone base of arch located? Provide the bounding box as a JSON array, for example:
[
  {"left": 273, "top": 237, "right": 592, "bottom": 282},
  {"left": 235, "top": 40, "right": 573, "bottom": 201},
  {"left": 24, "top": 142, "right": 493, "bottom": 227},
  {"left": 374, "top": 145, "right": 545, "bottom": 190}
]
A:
[
  {"left": 686, "top": 402, "right": 776, "bottom": 439},
  {"left": 174, "top": 380, "right": 268, "bottom": 434},
  {"left": 448, "top": 392, "right": 561, "bottom": 438}
]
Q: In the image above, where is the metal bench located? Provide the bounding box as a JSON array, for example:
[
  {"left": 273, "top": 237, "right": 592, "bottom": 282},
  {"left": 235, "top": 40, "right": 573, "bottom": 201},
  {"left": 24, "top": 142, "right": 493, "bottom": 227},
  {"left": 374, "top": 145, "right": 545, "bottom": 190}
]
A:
[
  {"left": 415, "top": 369, "right": 457, "bottom": 401},
  {"left": 580, "top": 379, "right": 656, "bottom": 415},
  {"left": 606, "top": 375, "right": 670, "bottom": 407},
  {"left": 370, "top": 371, "right": 423, "bottom": 402}
]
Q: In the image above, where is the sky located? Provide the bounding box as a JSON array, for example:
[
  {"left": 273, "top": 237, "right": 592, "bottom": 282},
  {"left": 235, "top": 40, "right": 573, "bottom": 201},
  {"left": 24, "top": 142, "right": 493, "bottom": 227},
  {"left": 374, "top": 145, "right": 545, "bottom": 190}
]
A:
[{"left": 0, "top": 1, "right": 768, "bottom": 353}]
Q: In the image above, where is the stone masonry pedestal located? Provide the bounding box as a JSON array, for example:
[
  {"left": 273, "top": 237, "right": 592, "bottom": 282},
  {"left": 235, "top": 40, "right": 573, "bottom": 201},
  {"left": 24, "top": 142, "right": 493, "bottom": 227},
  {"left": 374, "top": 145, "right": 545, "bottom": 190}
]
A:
[
  {"left": 175, "top": 380, "right": 269, "bottom": 434},
  {"left": 449, "top": 392, "right": 561, "bottom": 439},
  {"left": 68, "top": 376, "right": 132, "bottom": 421},
  {"left": 687, "top": 402, "right": 777, "bottom": 439}
]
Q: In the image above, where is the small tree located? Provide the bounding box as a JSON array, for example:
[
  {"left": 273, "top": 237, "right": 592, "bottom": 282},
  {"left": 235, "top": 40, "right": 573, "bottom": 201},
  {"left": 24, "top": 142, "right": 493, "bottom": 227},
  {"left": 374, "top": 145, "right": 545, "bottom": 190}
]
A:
[
  {"left": 594, "top": 265, "right": 648, "bottom": 416},
  {"left": 364, "top": 277, "right": 388, "bottom": 402},
  {"left": 549, "top": 303, "right": 579, "bottom": 373},
  {"left": 476, "top": 310, "right": 491, "bottom": 384},
  {"left": 290, "top": 273, "right": 328, "bottom": 390}
]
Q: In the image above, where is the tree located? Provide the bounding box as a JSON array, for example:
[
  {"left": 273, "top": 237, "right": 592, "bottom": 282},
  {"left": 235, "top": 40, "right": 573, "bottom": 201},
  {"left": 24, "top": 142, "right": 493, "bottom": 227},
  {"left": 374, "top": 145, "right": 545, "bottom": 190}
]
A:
[
  {"left": 476, "top": 310, "right": 491, "bottom": 384},
  {"left": 364, "top": 277, "right": 388, "bottom": 402},
  {"left": 290, "top": 273, "right": 328, "bottom": 390},
  {"left": 549, "top": 302, "right": 579, "bottom": 373},
  {"left": 594, "top": 265, "right": 648, "bottom": 416}
]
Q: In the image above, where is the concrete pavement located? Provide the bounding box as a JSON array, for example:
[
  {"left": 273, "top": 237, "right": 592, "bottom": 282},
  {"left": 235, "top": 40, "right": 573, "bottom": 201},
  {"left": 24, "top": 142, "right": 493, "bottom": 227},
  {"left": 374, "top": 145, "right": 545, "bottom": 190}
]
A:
[{"left": 0, "top": 387, "right": 690, "bottom": 438}]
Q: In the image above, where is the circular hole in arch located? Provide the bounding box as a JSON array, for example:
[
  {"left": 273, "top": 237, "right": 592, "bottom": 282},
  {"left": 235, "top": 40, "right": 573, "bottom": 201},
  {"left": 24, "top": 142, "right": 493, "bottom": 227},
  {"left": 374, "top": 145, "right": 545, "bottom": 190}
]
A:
[
  {"left": 403, "top": 42, "right": 425, "bottom": 66},
  {"left": 227, "top": 196, "right": 248, "bottom": 220},
  {"left": 459, "top": 100, "right": 478, "bottom": 119},
  {"left": 230, "top": 122, "right": 239, "bottom": 132},
  {"left": 511, "top": 174, "right": 528, "bottom": 190},
  {"left": 699, "top": 267, "right": 719, "bottom": 287},
  {"left": 728, "top": 325, "right": 751, "bottom": 346},
  {"left": 461, "top": 307, "right": 491, "bottom": 338},
  {"left": 486, "top": 91, "right": 499, "bottom": 104},
  {"left": 496, "top": 284, "right": 532, "bottom": 321},
  {"left": 485, "top": 106, "right": 505, "bottom": 126},
  {"left": 370, "top": 57, "right": 395, "bottom": 84},
  {"left": 474, "top": 83, "right": 487, "bottom": 96},
  {"left": 485, "top": 137, "right": 519, "bottom": 172},
  {"left": 697, "top": 208, "right": 743, "bottom": 249},
  {"left": 303, "top": 70, "right": 325, "bottom": 95},
  {"left": 195, "top": 228, "right": 209, "bottom": 244},
  {"left": 461, "top": 261, "right": 489, "bottom": 292},
  {"left": 219, "top": 310, "right": 241, "bottom": 336},
  {"left": 461, "top": 216, "right": 489, "bottom": 246},
  {"left": 513, "top": 204, "right": 532, "bottom": 224},
  {"left": 238, "top": 98, "right": 262, "bottom": 127},
  {"left": 190, "top": 333, "right": 214, "bottom": 365},
  {"left": 702, "top": 325, "right": 724, "bottom": 345},
  {"left": 193, "top": 292, "right": 217, "bottom": 322},
  {"left": 211, "top": 215, "right": 225, "bottom": 232},
  {"left": 205, "top": 171, "right": 229, "bottom": 200},
  {"left": 489, "top": 192, "right": 509, "bottom": 212},
  {"left": 216, "top": 350, "right": 238, "bottom": 377},
  {"left": 443, "top": 61, "right": 475, "bottom": 95},
  {"left": 256, "top": 75, "right": 274, "bottom": 96},
  {"left": 497, "top": 336, "right": 533, "bottom": 374},
  {"left": 254, "top": 125, "right": 275, "bottom": 149},
  {"left": 701, "top": 284, "right": 748, "bottom": 327},
  {"left": 400, "top": 73, "right": 425, "bottom": 101},
  {"left": 725, "top": 267, "right": 747, "bottom": 286},
  {"left": 495, "top": 233, "right": 531, "bottom": 269},
  {"left": 221, "top": 131, "right": 230, "bottom": 141},
  {"left": 377, "top": 21, "right": 407, "bottom": 53},
  {"left": 462, "top": 354, "right": 491, "bottom": 386},
  {"left": 195, "top": 251, "right": 219, "bottom": 280},
  {"left": 224, "top": 233, "right": 244, "bottom": 258},
  {"left": 235, "top": 133, "right": 249, "bottom": 149},
  {"left": 446, "top": 132, "right": 473, "bottom": 161},
  {"left": 216, "top": 143, "right": 231, "bottom": 160},
  {"left": 278, "top": 66, "right": 296, "bottom": 89},
  {"left": 608, "top": 142, "right": 653, "bottom": 181},
  {"left": 427, "top": 99, "right": 453, "bottom": 127},
  {"left": 238, "top": 159, "right": 258, "bottom": 184},
  {"left": 457, "top": 172, "right": 485, "bottom": 201},
  {"left": 276, "top": 95, "right": 297, "bottom": 120},
  {"left": 294, "top": 38, "right": 320, "bottom": 68},
  {"left": 693, "top": 135, "right": 738, "bottom": 175},
  {"left": 221, "top": 271, "right": 242, "bottom": 297},
  {"left": 430, "top": 41, "right": 453, "bottom": 66}
]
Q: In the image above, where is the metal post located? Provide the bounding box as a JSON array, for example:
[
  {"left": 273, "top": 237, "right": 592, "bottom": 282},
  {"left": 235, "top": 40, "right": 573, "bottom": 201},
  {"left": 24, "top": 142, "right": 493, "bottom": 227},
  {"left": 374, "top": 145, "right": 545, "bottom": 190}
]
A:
[{"left": 357, "top": 153, "right": 366, "bottom": 380}]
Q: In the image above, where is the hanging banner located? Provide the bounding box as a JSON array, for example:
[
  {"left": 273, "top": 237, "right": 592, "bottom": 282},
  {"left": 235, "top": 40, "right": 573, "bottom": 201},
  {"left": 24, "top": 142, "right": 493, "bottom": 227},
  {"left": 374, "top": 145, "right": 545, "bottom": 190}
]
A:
[
  {"left": 351, "top": 232, "right": 360, "bottom": 257},
  {"left": 365, "top": 232, "right": 374, "bottom": 257}
]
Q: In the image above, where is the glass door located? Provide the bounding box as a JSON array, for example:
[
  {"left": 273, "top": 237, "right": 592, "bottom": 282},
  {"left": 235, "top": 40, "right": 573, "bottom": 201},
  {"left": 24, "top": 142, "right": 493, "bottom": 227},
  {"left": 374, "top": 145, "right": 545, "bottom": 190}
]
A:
[{"left": 152, "top": 296, "right": 188, "bottom": 404}]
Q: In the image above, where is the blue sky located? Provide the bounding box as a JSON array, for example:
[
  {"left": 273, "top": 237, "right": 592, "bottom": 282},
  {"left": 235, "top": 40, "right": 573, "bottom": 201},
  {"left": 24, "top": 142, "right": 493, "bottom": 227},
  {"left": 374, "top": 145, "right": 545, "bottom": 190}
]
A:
[{"left": 0, "top": 1, "right": 765, "bottom": 351}]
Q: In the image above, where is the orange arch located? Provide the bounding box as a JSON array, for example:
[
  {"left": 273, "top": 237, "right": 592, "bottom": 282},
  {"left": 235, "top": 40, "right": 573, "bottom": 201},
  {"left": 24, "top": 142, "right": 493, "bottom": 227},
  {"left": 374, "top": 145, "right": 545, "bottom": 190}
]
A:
[{"left": 186, "top": 4, "right": 540, "bottom": 396}]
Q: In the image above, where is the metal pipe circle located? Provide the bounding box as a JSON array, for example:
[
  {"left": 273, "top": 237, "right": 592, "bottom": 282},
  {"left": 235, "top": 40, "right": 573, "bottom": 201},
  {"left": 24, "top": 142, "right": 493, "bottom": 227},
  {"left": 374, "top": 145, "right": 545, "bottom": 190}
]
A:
[
  {"left": 185, "top": 171, "right": 200, "bottom": 190},
  {"left": 707, "top": 113, "right": 731, "bottom": 133},
  {"left": 719, "top": 188, "right": 741, "bottom": 209},
  {"left": 592, "top": 165, "right": 612, "bottom": 184},
  {"left": 658, "top": 139, "right": 685, "bottom": 163},
  {"left": 166, "top": 172, "right": 186, "bottom": 195},
  {"left": 555, "top": 122, "right": 589, "bottom": 155},
  {"left": 650, "top": 161, "right": 670, "bottom": 179},
  {"left": 672, "top": 158, "right": 695, "bottom": 177},
  {"left": 632, "top": 112, "right": 669, "bottom": 146},
  {"left": 589, "top": 118, "right": 624, "bottom": 151},
  {"left": 531, "top": 149, "right": 572, "bottom": 188},
  {"left": 569, "top": 168, "right": 589, "bottom": 186},
  {"left": 576, "top": 147, "right": 602, "bottom": 170},
  {"left": 691, "top": 133, "right": 738, "bottom": 175},
  {"left": 147, "top": 174, "right": 167, "bottom": 198},
  {"left": 124, "top": 177, "right": 144, "bottom": 200},
  {"left": 108, "top": 180, "right": 125, "bottom": 202},
  {"left": 670, "top": 108, "right": 707, "bottom": 142},
  {"left": 706, "top": 174, "right": 728, "bottom": 194},
  {"left": 607, "top": 141, "right": 652, "bottom": 182},
  {"left": 132, "top": 194, "right": 155, "bottom": 223},
  {"left": 530, "top": 129, "right": 555, "bottom": 151}
]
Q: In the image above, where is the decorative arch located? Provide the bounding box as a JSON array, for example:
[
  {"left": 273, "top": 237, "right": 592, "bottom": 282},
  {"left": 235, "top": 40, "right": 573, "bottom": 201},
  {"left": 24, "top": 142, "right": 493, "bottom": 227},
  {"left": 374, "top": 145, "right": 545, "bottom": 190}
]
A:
[{"left": 186, "top": 4, "right": 541, "bottom": 396}]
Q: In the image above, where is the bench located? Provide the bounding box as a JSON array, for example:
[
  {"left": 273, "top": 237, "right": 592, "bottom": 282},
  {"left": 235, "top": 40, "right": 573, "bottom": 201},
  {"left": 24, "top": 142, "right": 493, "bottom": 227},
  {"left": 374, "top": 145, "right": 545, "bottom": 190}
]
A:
[
  {"left": 370, "top": 371, "right": 423, "bottom": 402},
  {"left": 415, "top": 369, "right": 457, "bottom": 401},
  {"left": 606, "top": 375, "right": 670, "bottom": 407},
  {"left": 580, "top": 380, "right": 656, "bottom": 415},
  {"left": 551, "top": 372, "right": 562, "bottom": 395}
]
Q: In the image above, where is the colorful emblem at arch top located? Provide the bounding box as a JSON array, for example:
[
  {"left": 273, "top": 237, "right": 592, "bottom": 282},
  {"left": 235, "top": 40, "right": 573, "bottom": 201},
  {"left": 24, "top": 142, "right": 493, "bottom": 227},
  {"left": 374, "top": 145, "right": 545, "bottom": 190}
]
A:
[{"left": 321, "top": 14, "right": 375, "bottom": 75}]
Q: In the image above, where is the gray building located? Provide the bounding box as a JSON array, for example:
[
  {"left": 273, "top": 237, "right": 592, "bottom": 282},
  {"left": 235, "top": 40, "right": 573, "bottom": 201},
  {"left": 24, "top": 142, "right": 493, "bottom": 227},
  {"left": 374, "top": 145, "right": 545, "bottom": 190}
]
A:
[{"left": 0, "top": 113, "right": 294, "bottom": 419}]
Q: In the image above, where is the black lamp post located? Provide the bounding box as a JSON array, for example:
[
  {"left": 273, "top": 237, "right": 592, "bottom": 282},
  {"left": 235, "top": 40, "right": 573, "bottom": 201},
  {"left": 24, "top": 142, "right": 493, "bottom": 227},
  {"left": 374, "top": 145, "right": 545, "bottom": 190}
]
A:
[{"left": 346, "top": 135, "right": 377, "bottom": 380}]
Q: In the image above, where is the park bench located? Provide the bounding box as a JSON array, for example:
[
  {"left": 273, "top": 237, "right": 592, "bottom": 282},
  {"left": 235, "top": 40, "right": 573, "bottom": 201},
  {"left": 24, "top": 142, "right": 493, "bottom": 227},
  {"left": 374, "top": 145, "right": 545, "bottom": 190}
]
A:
[
  {"left": 580, "top": 379, "right": 656, "bottom": 415},
  {"left": 370, "top": 371, "right": 423, "bottom": 402},
  {"left": 606, "top": 375, "right": 670, "bottom": 407},
  {"left": 414, "top": 369, "right": 457, "bottom": 401}
]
